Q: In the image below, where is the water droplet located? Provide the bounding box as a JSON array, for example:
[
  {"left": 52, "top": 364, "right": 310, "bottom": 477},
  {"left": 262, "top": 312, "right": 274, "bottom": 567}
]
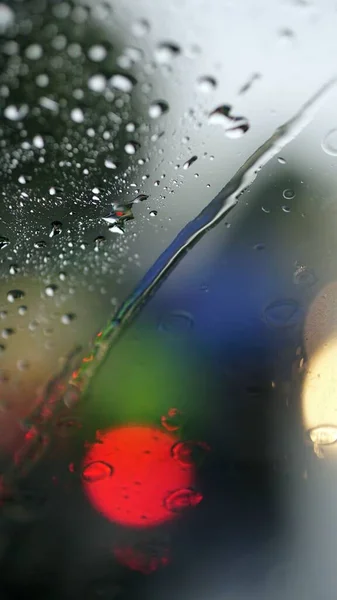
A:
[
  {"left": 278, "top": 156, "right": 286, "bottom": 164},
  {"left": 282, "top": 188, "right": 295, "bottom": 200},
  {"left": 34, "top": 240, "right": 47, "bottom": 248},
  {"left": 322, "top": 129, "right": 337, "bottom": 156},
  {"left": 109, "top": 74, "right": 136, "bottom": 93},
  {"left": 155, "top": 42, "right": 181, "bottom": 64},
  {"left": 0, "top": 236, "right": 9, "bottom": 250},
  {"left": 164, "top": 488, "right": 203, "bottom": 513},
  {"left": 0, "top": 344, "right": 5, "bottom": 355},
  {"left": 254, "top": 243, "right": 265, "bottom": 251},
  {"left": 159, "top": 311, "right": 194, "bottom": 335},
  {"left": 45, "top": 284, "right": 57, "bottom": 297},
  {"left": 9, "top": 264, "right": 19, "bottom": 275},
  {"left": 25, "top": 43, "right": 43, "bottom": 60},
  {"left": 7, "top": 290, "right": 25, "bottom": 303},
  {"left": 197, "top": 76, "right": 217, "bottom": 93},
  {"left": 36, "top": 73, "right": 49, "bottom": 88},
  {"left": 0, "top": 310, "right": 7, "bottom": 319},
  {"left": 208, "top": 105, "right": 249, "bottom": 137},
  {"left": 104, "top": 158, "right": 119, "bottom": 170},
  {"left": 17, "top": 359, "right": 29, "bottom": 371},
  {"left": 82, "top": 461, "right": 113, "bottom": 482},
  {"left": 148, "top": 100, "right": 169, "bottom": 119},
  {"left": 94, "top": 235, "right": 106, "bottom": 248},
  {"left": 263, "top": 299, "right": 302, "bottom": 328},
  {"left": 109, "top": 224, "right": 124, "bottom": 235},
  {"left": 132, "top": 18, "right": 150, "bottom": 37},
  {"left": 183, "top": 155, "right": 198, "bottom": 170},
  {"left": 61, "top": 313, "right": 76, "bottom": 325},
  {"left": 161, "top": 408, "right": 183, "bottom": 432},
  {"left": 149, "top": 210, "right": 157, "bottom": 217},
  {"left": 0, "top": 4, "right": 15, "bottom": 33},
  {"left": 2, "top": 328, "right": 14, "bottom": 339},
  {"left": 71, "top": 108, "right": 84, "bottom": 123},
  {"left": 32, "top": 135, "right": 44, "bottom": 149},
  {"left": 49, "top": 221, "right": 62, "bottom": 238},
  {"left": 133, "top": 194, "right": 149, "bottom": 203},
  {"left": 171, "top": 440, "right": 210, "bottom": 466},
  {"left": 88, "top": 74, "right": 106, "bottom": 92},
  {"left": 124, "top": 141, "right": 140, "bottom": 155},
  {"left": 18, "top": 306, "right": 27, "bottom": 316},
  {"left": 293, "top": 265, "right": 317, "bottom": 287},
  {"left": 88, "top": 44, "right": 107, "bottom": 62},
  {"left": 282, "top": 205, "right": 291, "bottom": 213},
  {"left": 309, "top": 425, "right": 337, "bottom": 448},
  {"left": 4, "top": 104, "right": 29, "bottom": 121}
]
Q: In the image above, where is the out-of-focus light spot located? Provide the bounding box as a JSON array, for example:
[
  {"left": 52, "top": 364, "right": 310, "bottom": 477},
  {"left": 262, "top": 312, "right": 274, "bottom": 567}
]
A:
[{"left": 82, "top": 425, "right": 199, "bottom": 528}]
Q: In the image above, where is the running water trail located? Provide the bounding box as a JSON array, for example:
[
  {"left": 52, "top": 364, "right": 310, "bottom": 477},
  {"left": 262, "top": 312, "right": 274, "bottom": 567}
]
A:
[{"left": 8, "top": 78, "right": 337, "bottom": 482}]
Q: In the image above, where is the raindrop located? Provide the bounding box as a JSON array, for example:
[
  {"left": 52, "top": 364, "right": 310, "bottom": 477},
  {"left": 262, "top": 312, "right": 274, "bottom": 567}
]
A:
[
  {"left": 17, "top": 359, "right": 29, "bottom": 371},
  {"left": 263, "top": 299, "right": 302, "bottom": 328},
  {"left": 282, "top": 205, "right": 291, "bottom": 213},
  {"left": 159, "top": 310, "right": 194, "bottom": 335},
  {"left": 2, "top": 328, "right": 14, "bottom": 339},
  {"left": 45, "top": 285, "right": 58, "bottom": 297},
  {"left": 208, "top": 105, "right": 249, "bottom": 137},
  {"left": 254, "top": 243, "right": 265, "bottom": 251},
  {"left": 183, "top": 155, "right": 198, "bottom": 170},
  {"left": 171, "top": 440, "right": 210, "bottom": 466},
  {"left": 197, "top": 76, "right": 217, "bottom": 93},
  {"left": 293, "top": 265, "right": 317, "bottom": 287},
  {"left": 109, "top": 74, "right": 136, "bottom": 93},
  {"left": 132, "top": 18, "right": 150, "bottom": 37},
  {"left": 104, "top": 158, "right": 119, "bottom": 169},
  {"left": 0, "top": 311, "right": 7, "bottom": 319},
  {"left": 124, "top": 141, "right": 140, "bottom": 155},
  {"left": 322, "top": 129, "right": 337, "bottom": 156},
  {"left": 25, "top": 43, "right": 43, "bottom": 60},
  {"left": 308, "top": 425, "right": 337, "bottom": 446},
  {"left": 71, "top": 108, "right": 84, "bottom": 123},
  {"left": 7, "top": 290, "right": 25, "bottom": 303},
  {"left": 82, "top": 461, "right": 113, "bottom": 482},
  {"left": 282, "top": 188, "right": 295, "bottom": 200},
  {"left": 155, "top": 42, "right": 181, "bottom": 64},
  {"left": 0, "top": 344, "right": 5, "bottom": 355},
  {"left": 34, "top": 240, "right": 47, "bottom": 248},
  {"left": 161, "top": 408, "right": 183, "bottom": 432},
  {"left": 18, "top": 306, "right": 27, "bottom": 316},
  {"left": 9, "top": 264, "right": 19, "bottom": 275},
  {"left": 109, "top": 224, "right": 124, "bottom": 235},
  {"left": 278, "top": 157, "right": 286, "bottom": 164},
  {"left": 33, "top": 135, "right": 44, "bottom": 149},
  {"left": 164, "top": 488, "right": 203, "bottom": 513},
  {"left": 0, "top": 237, "right": 9, "bottom": 250},
  {"left": 148, "top": 101, "right": 169, "bottom": 119},
  {"left": 88, "top": 74, "right": 106, "bottom": 92},
  {"left": 149, "top": 210, "right": 157, "bottom": 217},
  {"left": 61, "top": 313, "right": 76, "bottom": 324},
  {"left": 88, "top": 44, "right": 107, "bottom": 62},
  {"left": 49, "top": 221, "right": 62, "bottom": 238},
  {"left": 36, "top": 74, "right": 49, "bottom": 88},
  {"left": 0, "top": 4, "right": 15, "bottom": 33},
  {"left": 4, "top": 104, "right": 29, "bottom": 121},
  {"left": 94, "top": 235, "right": 106, "bottom": 248},
  {"left": 133, "top": 194, "right": 149, "bottom": 203}
]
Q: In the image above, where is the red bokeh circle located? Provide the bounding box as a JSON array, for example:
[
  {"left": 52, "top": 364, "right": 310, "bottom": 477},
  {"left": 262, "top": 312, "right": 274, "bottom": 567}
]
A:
[{"left": 82, "top": 425, "right": 196, "bottom": 528}]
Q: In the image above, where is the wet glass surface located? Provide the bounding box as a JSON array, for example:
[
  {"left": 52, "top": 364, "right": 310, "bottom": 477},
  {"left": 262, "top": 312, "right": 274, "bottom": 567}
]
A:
[{"left": 2, "top": 0, "right": 337, "bottom": 598}]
